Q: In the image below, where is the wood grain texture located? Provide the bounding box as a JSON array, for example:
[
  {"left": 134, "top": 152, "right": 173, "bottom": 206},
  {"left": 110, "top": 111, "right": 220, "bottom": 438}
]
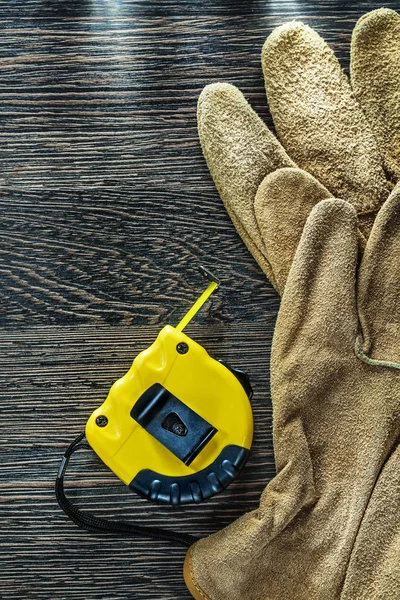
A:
[
  {"left": 0, "top": 186, "right": 279, "bottom": 326},
  {"left": 1, "top": 323, "right": 275, "bottom": 600},
  {"left": 1, "top": 1, "right": 398, "bottom": 598}
]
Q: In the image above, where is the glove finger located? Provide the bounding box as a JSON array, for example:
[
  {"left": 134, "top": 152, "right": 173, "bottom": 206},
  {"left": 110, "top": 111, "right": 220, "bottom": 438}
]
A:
[
  {"left": 224, "top": 204, "right": 280, "bottom": 290},
  {"left": 273, "top": 198, "right": 359, "bottom": 363},
  {"left": 254, "top": 167, "right": 332, "bottom": 294},
  {"left": 351, "top": 9, "right": 400, "bottom": 185},
  {"left": 262, "top": 22, "right": 389, "bottom": 214},
  {"left": 357, "top": 183, "right": 400, "bottom": 364},
  {"left": 198, "top": 82, "right": 295, "bottom": 287}
]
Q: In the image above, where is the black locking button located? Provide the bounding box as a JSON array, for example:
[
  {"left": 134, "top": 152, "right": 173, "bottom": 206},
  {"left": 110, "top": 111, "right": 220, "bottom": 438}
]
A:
[{"left": 162, "top": 412, "right": 188, "bottom": 437}]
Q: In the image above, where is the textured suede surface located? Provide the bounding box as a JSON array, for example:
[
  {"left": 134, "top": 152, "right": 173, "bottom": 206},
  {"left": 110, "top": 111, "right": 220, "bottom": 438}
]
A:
[
  {"left": 255, "top": 168, "right": 331, "bottom": 293},
  {"left": 197, "top": 10, "right": 400, "bottom": 294},
  {"left": 197, "top": 82, "right": 295, "bottom": 290},
  {"left": 358, "top": 180, "right": 400, "bottom": 364},
  {"left": 341, "top": 444, "right": 400, "bottom": 600},
  {"left": 185, "top": 193, "right": 400, "bottom": 599},
  {"left": 351, "top": 9, "right": 400, "bottom": 185},
  {"left": 187, "top": 10, "right": 400, "bottom": 599},
  {"left": 262, "top": 21, "right": 387, "bottom": 214}
]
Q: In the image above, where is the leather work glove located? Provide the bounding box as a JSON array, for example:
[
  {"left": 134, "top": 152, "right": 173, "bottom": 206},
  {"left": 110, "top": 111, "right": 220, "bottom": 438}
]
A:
[
  {"left": 183, "top": 9, "right": 400, "bottom": 600},
  {"left": 184, "top": 189, "right": 400, "bottom": 600},
  {"left": 197, "top": 8, "right": 400, "bottom": 294}
]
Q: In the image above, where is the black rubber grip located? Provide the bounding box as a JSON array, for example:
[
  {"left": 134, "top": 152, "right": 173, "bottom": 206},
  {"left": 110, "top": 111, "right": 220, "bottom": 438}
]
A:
[{"left": 129, "top": 445, "right": 249, "bottom": 506}]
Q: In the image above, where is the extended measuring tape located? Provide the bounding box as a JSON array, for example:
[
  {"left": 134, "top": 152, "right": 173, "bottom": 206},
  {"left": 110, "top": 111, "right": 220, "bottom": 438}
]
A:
[{"left": 56, "top": 267, "right": 254, "bottom": 543}]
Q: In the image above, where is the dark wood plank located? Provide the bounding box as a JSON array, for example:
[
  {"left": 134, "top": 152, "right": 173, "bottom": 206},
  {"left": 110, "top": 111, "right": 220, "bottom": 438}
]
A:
[
  {"left": 1, "top": 323, "right": 275, "bottom": 600},
  {"left": 0, "top": 186, "right": 279, "bottom": 326},
  {"left": 1, "top": 1, "right": 398, "bottom": 598},
  {"left": 0, "top": 0, "right": 389, "bottom": 193}
]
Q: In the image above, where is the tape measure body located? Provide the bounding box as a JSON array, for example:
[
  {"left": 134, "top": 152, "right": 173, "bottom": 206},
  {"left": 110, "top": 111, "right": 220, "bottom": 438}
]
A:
[{"left": 86, "top": 325, "right": 253, "bottom": 505}]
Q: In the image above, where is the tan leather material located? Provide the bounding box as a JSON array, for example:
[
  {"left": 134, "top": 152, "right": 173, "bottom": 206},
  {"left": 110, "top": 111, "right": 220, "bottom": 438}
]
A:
[
  {"left": 185, "top": 193, "right": 400, "bottom": 599},
  {"left": 184, "top": 547, "right": 211, "bottom": 600},
  {"left": 351, "top": 8, "right": 400, "bottom": 185},
  {"left": 254, "top": 167, "right": 331, "bottom": 292},
  {"left": 197, "top": 13, "right": 400, "bottom": 294},
  {"left": 358, "top": 181, "right": 400, "bottom": 363},
  {"left": 197, "top": 82, "right": 294, "bottom": 289},
  {"left": 262, "top": 22, "right": 388, "bottom": 214},
  {"left": 341, "top": 443, "right": 400, "bottom": 600},
  {"left": 188, "top": 11, "right": 400, "bottom": 599}
]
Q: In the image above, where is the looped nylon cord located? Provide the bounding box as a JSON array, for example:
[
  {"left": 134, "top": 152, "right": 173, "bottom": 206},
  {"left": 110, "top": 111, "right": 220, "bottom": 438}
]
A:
[{"left": 55, "top": 433, "right": 197, "bottom": 547}]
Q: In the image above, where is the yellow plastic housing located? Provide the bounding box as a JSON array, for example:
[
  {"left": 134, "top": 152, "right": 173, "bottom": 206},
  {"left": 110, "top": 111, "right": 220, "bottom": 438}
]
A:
[{"left": 86, "top": 325, "right": 253, "bottom": 486}]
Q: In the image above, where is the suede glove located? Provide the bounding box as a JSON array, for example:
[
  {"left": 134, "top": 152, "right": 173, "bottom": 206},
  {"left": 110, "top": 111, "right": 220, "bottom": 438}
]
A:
[
  {"left": 198, "top": 9, "right": 400, "bottom": 293},
  {"left": 184, "top": 187, "right": 400, "bottom": 600},
  {"left": 184, "top": 10, "right": 400, "bottom": 599}
]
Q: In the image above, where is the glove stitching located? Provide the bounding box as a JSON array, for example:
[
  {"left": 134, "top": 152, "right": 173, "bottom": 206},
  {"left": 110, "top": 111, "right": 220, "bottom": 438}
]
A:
[{"left": 188, "top": 546, "right": 213, "bottom": 600}]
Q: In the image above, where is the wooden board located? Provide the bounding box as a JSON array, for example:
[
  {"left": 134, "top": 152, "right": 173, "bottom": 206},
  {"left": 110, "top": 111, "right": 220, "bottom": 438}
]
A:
[{"left": 1, "top": 1, "right": 395, "bottom": 598}]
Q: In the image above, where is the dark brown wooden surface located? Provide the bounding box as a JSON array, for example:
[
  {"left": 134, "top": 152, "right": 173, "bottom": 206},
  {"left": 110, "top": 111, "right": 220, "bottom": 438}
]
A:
[{"left": 1, "top": 1, "right": 398, "bottom": 599}]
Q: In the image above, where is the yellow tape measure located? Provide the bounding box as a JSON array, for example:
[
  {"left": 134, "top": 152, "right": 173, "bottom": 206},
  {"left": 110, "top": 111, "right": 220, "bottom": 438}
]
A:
[{"left": 85, "top": 267, "right": 253, "bottom": 505}]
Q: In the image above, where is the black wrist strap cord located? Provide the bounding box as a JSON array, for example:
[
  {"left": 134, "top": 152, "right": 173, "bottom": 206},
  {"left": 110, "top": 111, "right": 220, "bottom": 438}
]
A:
[{"left": 55, "top": 433, "right": 197, "bottom": 547}]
